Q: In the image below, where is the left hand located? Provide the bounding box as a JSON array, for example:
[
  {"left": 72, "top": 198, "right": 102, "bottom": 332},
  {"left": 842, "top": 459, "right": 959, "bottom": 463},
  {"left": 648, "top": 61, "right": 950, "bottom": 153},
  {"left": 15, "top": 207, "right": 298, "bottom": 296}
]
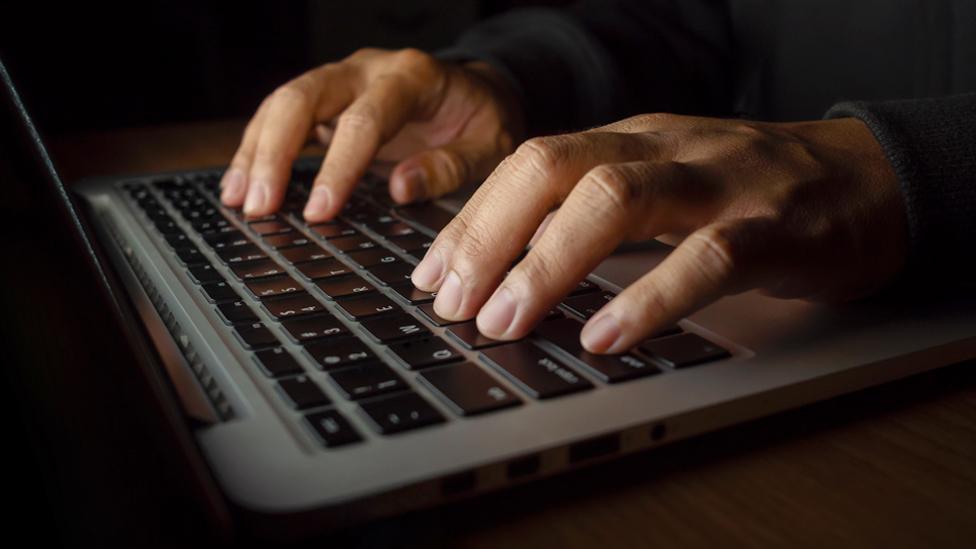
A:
[{"left": 410, "top": 113, "right": 908, "bottom": 353}]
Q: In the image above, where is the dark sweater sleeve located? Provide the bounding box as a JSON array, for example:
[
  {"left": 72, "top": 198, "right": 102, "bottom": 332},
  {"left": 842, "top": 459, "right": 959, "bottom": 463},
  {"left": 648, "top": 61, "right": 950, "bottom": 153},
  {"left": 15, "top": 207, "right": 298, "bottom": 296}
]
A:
[
  {"left": 825, "top": 94, "right": 976, "bottom": 285},
  {"left": 438, "top": 0, "right": 733, "bottom": 135}
]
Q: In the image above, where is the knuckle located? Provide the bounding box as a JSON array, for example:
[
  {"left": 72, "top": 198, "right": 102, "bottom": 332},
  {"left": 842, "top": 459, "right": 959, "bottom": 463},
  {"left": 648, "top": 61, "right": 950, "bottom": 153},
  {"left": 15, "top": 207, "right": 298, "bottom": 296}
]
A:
[
  {"left": 633, "top": 112, "right": 677, "bottom": 128},
  {"left": 512, "top": 254, "right": 557, "bottom": 290},
  {"left": 689, "top": 226, "right": 738, "bottom": 281},
  {"left": 348, "top": 47, "right": 383, "bottom": 61},
  {"left": 578, "top": 164, "right": 638, "bottom": 214},
  {"left": 431, "top": 148, "right": 471, "bottom": 188},
  {"left": 637, "top": 281, "right": 673, "bottom": 321},
  {"left": 393, "top": 48, "right": 436, "bottom": 71},
  {"left": 515, "top": 136, "right": 566, "bottom": 177},
  {"left": 270, "top": 83, "right": 311, "bottom": 109},
  {"left": 337, "top": 104, "right": 379, "bottom": 133},
  {"left": 455, "top": 221, "right": 497, "bottom": 265}
]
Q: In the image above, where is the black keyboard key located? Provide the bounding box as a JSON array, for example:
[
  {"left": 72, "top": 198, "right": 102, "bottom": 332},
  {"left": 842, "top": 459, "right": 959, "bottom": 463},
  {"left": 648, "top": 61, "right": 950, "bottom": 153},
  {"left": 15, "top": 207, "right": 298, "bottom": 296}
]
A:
[
  {"left": 245, "top": 275, "right": 303, "bottom": 299},
  {"left": 445, "top": 322, "right": 506, "bottom": 349},
  {"left": 304, "top": 409, "right": 362, "bottom": 447},
  {"left": 204, "top": 231, "right": 252, "bottom": 250},
  {"left": 153, "top": 217, "right": 183, "bottom": 236},
  {"left": 370, "top": 221, "right": 416, "bottom": 238},
  {"left": 416, "top": 303, "right": 462, "bottom": 326},
  {"left": 569, "top": 279, "right": 601, "bottom": 296},
  {"left": 305, "top": 337, "right": 377, "bottom": 370},
  {"left": 329, "top": 234, "right": 379, "bottom": 253},
  {"left": 390, "top": 282, "right": 436, "bottom": 304},
  {"left": 346, "top": 248, "right": 399, "bottom": 268},
  {"left": 638, "top": 333, "right": 730, "bottom": 368},
  {"left": 316, "top": 275, "right": 375, "bottom": 299},
  {"left": 396, "top": 202, "right": 455, "bottom": 232},
  {"left": 191, "top": 217, "right": 232, "bottom": 233},
  {"left": 280, "top": 244, "right": 331, "bottom": 264},
  {"left": 263, "top": 293, "right": 326, "bottom": 319},
  {"left": 388, "top": 336, "right": 464, "bottom": 370},
  {"left": 360, "top": 314, "right": 431, "bottom": 343},
  {"left": 277, "top": 375, "right": 330, "bottom": 410},
  {"left": 296, "top": 258, "right": 352, "bottom": 280},
  {"left": 481, "top": 342, "right": 593, "bottom": 399},
  {"left": 535, "top": 318, "right": 659, "bottom": 383},
  {"left": 254, "top": 348, "right": 304, "bottom": 378},
  {"left": 309, "top": 222, "right": 357, "bottom": 239},
  {"left": 173, "top": 244, "right": 207, "bottom": 266},
  {"left": 388, "top": 232, "right": 433, "bottom": 254},
  {"left": 216, "top": 300, "right": 259, "bottom": 324},
  {"left": 366, "top": 262, "right": 413, "bottom": 286},
  {"left": 264, "top": 232, "right": 311, "bottom": 249},
  {"left": 281, "top": 315, "right": 348, "bottom": 343},
  {"left": 164, "top": 232, "right": 193, "bottom": 248},
  {"left": 562, "top": 291, "right": 615, "bottom": 319},
  {"left": 188, "top": 263, "right": 224, "bottom": 284},
  {"left": 421, "top": 363, "right": 521, "bottom": 416},
  {"left": 335, "top": 294, "right": 399, "bottom": 320},
  {"left": 234, "top": 322, "right": 279, "bottom": 349},
  {"left": 330, "top": 363, "right": 407, "bottom": 400},
  {"left": 217, "top": 244, "right": 267, "bottom": 264},
  {"left": 249, "top": 220, "right": 293, "bottom": 236},
  {"left": 200, "top": 280, "right": 239, "bottom": 303},
  {"left": 229, "top": 258, "right": 286, "bottom": 280},
  {"left": 360, "top": 392, "right": 445, "bottom": 434}
]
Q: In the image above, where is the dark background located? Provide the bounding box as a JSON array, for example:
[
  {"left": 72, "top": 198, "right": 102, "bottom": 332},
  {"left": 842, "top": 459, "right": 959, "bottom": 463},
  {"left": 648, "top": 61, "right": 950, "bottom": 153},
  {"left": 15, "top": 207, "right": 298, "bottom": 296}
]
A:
[
  {"left": 0, "top": 0, "right": 567, "bottom": 135},
  {"left": 0, "top": 2, "right": 566, "bottom": 547}
]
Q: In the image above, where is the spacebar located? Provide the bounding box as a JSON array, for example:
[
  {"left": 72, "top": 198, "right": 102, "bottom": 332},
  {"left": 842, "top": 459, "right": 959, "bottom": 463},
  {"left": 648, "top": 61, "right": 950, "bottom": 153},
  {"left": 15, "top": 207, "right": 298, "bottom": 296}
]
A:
[{"left": 395, "top": 202, "right": 456, "bottom": 233}]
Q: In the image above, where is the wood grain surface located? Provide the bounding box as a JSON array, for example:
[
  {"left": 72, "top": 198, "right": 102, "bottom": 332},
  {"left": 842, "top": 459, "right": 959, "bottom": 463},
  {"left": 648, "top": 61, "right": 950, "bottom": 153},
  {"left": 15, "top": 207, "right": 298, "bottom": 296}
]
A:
[{"left": 49, "top": 120, "right": 976, "bottom": 549}]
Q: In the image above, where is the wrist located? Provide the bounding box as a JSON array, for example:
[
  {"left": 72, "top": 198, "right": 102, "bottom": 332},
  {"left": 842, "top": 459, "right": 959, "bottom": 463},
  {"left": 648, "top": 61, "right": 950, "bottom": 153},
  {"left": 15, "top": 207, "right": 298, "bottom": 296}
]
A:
[{"left": 461, "top": 61, "right": 527, "bottom": 146}]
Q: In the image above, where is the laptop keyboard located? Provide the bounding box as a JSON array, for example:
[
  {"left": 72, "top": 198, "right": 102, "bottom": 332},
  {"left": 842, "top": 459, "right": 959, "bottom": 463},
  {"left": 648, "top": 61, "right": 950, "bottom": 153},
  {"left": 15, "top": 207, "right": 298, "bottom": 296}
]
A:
[{"left": 119, "top": 166, "right": 732, "bottom": 447}]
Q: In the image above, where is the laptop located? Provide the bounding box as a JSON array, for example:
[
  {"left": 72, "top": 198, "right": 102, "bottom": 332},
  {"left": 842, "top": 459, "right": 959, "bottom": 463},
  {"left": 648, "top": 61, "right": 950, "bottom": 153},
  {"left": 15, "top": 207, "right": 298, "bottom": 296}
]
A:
[{"left": 5, "top": 56, "right": 975, "bottom": 540}]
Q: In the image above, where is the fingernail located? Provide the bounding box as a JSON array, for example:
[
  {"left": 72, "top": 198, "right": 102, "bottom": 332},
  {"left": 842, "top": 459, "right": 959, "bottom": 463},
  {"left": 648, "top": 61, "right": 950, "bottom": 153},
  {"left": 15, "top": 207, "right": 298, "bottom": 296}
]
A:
[
  {"left": 220, "top": 168, "right": 245, "bottom": 203},
  {"left": 477, "top": 286, "right": 517, "bottom": 338},
  {"left": 411, "top": 249, "right": 444, "bottom": 290},
  {"left": 433, "top": 271, "right": 463, "bottom": 319},
  {"left": 304, "top": 186, "right": 331, "bottom": 220},
  {"left": 401, "top": 168, "right": 428, "bottom": 202},
  {"left": 581, "top": 314, "right": 622, "bottom": 353},
  {"left": 243, "top": 181, "right": 268, "bottom": 215}
]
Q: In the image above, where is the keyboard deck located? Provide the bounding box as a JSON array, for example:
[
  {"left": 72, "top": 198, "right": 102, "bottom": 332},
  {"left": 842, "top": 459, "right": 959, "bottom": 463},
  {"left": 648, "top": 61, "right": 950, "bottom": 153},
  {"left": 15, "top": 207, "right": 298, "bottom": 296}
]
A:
[{"left": 119, "top": 165, "right": 731, "bottom": 448}]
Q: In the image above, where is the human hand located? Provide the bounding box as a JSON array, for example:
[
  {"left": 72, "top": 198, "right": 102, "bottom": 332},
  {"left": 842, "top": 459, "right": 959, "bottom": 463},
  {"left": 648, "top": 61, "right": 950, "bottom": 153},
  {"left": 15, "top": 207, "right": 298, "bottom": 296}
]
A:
[
  {"left": 219, "top": 48, "right": 523, "bottom": 221},
  {"left": 410, "top": 114, "right": 907, "bottom": 353}
]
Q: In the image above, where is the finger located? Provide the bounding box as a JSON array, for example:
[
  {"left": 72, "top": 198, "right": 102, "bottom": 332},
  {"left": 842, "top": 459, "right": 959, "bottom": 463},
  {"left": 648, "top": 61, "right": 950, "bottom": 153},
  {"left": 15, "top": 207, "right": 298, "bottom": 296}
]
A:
[
  {"left": 528, "top": 211, "right": 556, "bottom": 247},
  {"left": 305, "top": 56, "right": 441, "bottom": 222},
  {"left": 244, "top": 67, "right": 353, "bottom": 217},
  {"left": 413, "top": 131, "right": 664, "bottom": 321},
  {"left": 475, "top": 161, "right": 688, "bottom": 339},
  {"left": 220, "top": 98, "right": 271, "bottom": 207},
  {"left": 387, "top": 137, "right": 505, "bottom": 203},
  {"left": 580, "top": 218, "right": 774, "bottom": 354}
]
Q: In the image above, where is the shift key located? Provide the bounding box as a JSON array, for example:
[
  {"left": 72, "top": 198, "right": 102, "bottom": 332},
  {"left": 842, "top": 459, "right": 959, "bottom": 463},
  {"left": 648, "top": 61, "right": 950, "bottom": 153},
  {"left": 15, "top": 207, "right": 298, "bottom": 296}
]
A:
[{"left": 481, "top": 342, "right": 592, "bottom": 399}]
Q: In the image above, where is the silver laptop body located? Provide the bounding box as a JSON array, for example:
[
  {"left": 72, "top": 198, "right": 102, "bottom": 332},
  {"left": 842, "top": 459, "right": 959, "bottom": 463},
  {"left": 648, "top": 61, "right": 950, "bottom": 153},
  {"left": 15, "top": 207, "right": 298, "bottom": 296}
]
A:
[{"left": 7, "top": 58, "right": 975, "bottom": 539}]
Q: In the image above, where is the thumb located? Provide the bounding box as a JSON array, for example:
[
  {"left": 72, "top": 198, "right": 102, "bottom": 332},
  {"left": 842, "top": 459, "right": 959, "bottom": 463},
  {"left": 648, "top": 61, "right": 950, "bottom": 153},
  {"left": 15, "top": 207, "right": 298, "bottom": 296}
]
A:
[{"left": 388, "top": 139, "right": 503, "bottom": 203}]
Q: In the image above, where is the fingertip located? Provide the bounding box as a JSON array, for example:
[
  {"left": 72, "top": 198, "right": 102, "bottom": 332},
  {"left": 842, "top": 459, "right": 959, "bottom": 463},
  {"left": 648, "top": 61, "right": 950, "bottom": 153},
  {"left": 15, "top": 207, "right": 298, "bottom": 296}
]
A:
[
  {"left": 303, "top": 186, "right": 332, "bottom": 222},
  {"left": 220, "top": 167, "right": 247, "bottom": 206},
  {"left": 390, "top": 167, "right": 428, "bottom": 204},
  {"left": 243, "top": 181, "right": 269, "bottom": 217},
  {"left": 581, "top": 314, "right": 623, "bottom": 354}
]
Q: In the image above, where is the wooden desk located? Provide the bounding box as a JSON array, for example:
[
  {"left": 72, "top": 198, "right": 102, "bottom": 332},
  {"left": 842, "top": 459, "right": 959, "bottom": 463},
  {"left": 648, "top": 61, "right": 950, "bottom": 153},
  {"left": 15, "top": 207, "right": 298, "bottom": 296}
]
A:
[{"left": 51, "top": 120, "right": 976, "bottom": 548}]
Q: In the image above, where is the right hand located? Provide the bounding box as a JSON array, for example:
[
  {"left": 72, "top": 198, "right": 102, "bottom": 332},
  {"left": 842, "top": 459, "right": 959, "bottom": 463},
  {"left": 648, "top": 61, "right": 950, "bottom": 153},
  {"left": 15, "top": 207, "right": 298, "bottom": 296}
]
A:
[{"left": 219, "top": 48, "right": 524, "bottom": 222}]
